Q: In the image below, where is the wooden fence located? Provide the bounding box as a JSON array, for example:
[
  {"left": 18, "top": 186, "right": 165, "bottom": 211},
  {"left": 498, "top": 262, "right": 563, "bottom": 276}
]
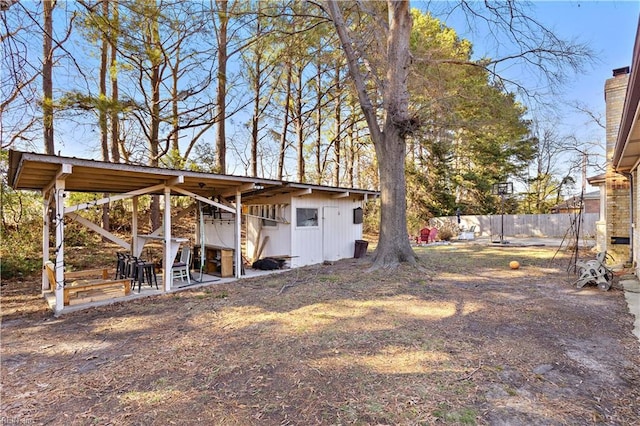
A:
[{"left": 433, "top": 213, "right": 599, "bottom": 238}]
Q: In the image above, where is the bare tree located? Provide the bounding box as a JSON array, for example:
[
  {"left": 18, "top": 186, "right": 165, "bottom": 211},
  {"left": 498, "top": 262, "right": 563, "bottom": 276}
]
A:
[
  {"left": 326, "top": 0, "right": 417, "bottom": 268},
  {"left": 324, "top": 0, "right": 593, "bottom": 268},
  {"left": 42, "top": 0, "right": 54, "bottom": 154},
  {"left": 0, "top": 1, "right": 40, "bottom": 149}
]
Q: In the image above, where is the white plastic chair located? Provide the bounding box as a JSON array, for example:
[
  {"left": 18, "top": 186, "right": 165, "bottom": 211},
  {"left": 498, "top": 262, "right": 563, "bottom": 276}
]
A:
[{"left": 172, "top": 247, "right": 191, "bottom": 284}]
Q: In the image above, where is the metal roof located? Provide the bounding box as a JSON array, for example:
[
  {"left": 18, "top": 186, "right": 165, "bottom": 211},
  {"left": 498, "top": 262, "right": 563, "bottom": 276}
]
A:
[{"left": 7, "top": 150, "right": 379, "bottom": 202}]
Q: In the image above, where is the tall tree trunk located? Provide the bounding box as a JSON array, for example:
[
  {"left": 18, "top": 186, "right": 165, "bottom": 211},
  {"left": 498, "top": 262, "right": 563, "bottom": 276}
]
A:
[
  {"left": 277, "top": 63, "right": 292, "bottom": 180},
  {"left": 327, "top": 0, "right": 416, "bottom": 268},
  {"left": 315, "top": 109, "right": 322, "bottom": 184},
  {"left": 100, "top": 0, "right": 110, "bottom": 231},
  {"left": 249, "top": 0, "right": 266, "bottom": 177},
  {"left": 315, "top": 68, "right": 322, "bottom": 184},
  {"left": 150, "top": 62, "right": 161, "bottom": 229},
  {"left": 170, "top": 52, "right": 181, "bottom": 157},
  {"left": 250, "top": 35, "right": 263, "bottom": 177},
  {"left": 333, "top": 68, "right": 341, "bottom": 187},
  {"left": 250, "top": 50, "right": 261, "bottom": 177},
  {"left": 149, "top": 16, "right": 161, "bottom": 230},
  {"left": 346, "top": 120, "right": 355, "bottom": 187},
  {"left": 42, "top": 0, "right": 54, "bottom": 155},
  {"left": 294, "top": 67, "right": 305, "bottom": 182},
  {"left": 110, "top": 0, "right": 121, "bottom": 163},
  {"left": 214, "top": 0, "right": 228, "bottom": 174}
]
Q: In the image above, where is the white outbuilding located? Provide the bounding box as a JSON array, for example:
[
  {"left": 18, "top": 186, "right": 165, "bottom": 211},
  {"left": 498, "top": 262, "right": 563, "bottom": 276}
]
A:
[{"left": 7, "top": 150, "right": 379, "bottom": 314}]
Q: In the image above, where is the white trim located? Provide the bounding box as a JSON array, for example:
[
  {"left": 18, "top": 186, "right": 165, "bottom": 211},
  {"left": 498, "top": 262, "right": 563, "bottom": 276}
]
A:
[
  {"left": 163, "top": 187, "right": 172, "bottom": 292},
  {"left": 43, "top": 163, "right": 72, "bottom": 195},
  {"left": 235, "top": 191, "right": 242, "bottom": 278},
  {"left": 293, "top": 188, "right": 312, "bottom": 197},
  {"left": 64, "top": 183, "right": 166, "bottom": 214},
  {"left": 331, "top": 192, "right": 349, "bottom": 199},
  {"left": 221, "top": 183, "right": 255, "bottom": 198},
  {"left": 170, "top": 186, "right": 235, "bottom": 214}
]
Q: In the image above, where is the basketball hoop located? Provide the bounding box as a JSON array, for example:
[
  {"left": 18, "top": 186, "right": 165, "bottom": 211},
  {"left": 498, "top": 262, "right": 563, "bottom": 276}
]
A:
[
  {"left": 492, "top": 182, "right": 513, "bottom": 244},
  {"left": 492, "top": 182, "right": 513, "bottom": 196}
]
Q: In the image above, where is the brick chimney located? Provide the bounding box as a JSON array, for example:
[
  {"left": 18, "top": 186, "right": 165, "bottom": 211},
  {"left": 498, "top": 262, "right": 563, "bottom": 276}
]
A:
[{"left": 603, "top": 66, "right": 631, "bottom": 262}]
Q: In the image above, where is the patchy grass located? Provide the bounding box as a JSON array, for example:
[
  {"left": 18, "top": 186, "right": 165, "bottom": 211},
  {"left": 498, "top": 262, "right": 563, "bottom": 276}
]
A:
[{"left": 1, "top": 242, "right": 639, "bottom": 425}]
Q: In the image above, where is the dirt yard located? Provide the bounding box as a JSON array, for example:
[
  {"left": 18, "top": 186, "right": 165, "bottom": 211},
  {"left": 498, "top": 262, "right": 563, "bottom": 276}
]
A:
[{"left": 2, "top": 242, "right": 639, "bottom": 425}]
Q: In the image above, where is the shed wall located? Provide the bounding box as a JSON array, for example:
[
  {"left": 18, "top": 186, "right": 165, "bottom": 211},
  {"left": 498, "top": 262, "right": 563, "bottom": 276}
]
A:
[{"left": 290, "top": 196, "right": 364, "bottom": 267}]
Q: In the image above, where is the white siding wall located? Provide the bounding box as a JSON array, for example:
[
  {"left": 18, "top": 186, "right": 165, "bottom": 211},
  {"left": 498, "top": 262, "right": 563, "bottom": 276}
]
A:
[
  {"left": 201, "top": 219, "right": 235, "bottom": 248},
  {"left": 243, "top": 193, "right": 367, "bottom": 268},
  {"left": 290, "top": 196, "right": 324, "bottom": 266},
  {"left": 246, "top": 193, "right": 292, "bottom": 262},
  {"left": 290, "top": 196, "right": 364, "bottom": 267},
  {"left": 251, "top": 213, "right": 292, "bottom": 260}
]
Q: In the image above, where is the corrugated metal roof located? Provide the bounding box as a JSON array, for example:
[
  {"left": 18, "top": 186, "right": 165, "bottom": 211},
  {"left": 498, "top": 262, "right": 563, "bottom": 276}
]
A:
[{"left": 7, "top": 150, "right": 379, "bottom": 202}]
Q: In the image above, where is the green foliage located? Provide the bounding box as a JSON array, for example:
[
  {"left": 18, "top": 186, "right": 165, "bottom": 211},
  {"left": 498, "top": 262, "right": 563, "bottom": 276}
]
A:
[
  {"left": 1, "top": 150, "right": 43, "bottom": 278},
  {"left": 363, "top": 200, "right": 380, "bottom": 235},
  {"left": 405, "top": 10, "right": 533, "bottom": 218},
  {"left": 433, "top": 403, "right": 477, "bottom": 425},
  {"left": 1, "top": 218, "right": 42, "bottom": 279},
  {"left": 1, "top": 179, "right": 107, "bottom": 278},
  {"left": 189, "top": 143, "right": 218, "bottom": 173},
  {"left": 161, "top": 148, "right": 186, "bottom": 170}
]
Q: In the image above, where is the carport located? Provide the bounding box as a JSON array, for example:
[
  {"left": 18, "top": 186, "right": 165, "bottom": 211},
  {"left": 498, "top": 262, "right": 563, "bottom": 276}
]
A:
[{"left": 7, "top": 150, "right": 282, "bottom": 313}]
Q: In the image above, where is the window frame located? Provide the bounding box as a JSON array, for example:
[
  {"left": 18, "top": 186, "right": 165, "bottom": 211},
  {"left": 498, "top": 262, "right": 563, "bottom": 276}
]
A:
[{"left": 295, "top": 207, "right": 319, "bottom": 228}]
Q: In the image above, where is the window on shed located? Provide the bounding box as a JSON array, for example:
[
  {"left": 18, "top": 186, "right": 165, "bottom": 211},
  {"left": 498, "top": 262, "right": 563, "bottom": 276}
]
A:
[
  {"left": 262, "top": 205, "right": 277, "bottom": 227},
  {"left": 296, "top": 208, "right": 318, "bottom": 227}
]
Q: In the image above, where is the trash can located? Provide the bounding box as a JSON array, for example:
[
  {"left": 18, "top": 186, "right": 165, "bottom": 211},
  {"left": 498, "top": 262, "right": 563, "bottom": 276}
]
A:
[{"left": 354, "top": 239, "right": 369, "bottom": 258}]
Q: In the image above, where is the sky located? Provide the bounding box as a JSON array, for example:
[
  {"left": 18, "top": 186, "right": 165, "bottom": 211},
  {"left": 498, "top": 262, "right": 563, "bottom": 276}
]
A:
[
  {"left": 424, "top": 0, "right": 640, "bottom": 191},
  {"left": 41, "top": 1, "right": 640, "bottom": 191}
]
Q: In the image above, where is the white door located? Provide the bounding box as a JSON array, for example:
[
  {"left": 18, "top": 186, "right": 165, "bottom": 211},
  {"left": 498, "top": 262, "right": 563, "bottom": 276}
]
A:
[{"left": 322, "top": 206, "right": 340, "bottom": 261}]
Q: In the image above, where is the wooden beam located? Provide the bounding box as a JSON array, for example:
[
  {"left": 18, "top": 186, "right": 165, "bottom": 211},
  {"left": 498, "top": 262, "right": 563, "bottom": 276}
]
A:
[
  {"left": 54, "top": 178, "right": 66, "bottom": 314},
  {"left": 166, "top": 175, "right": 184, "bottom": 186},
  {"left": 170, "top": 186, "right": 235, "bottom": 213},
  {"left": 221, "top": 183, "right": 255, "bottom": 198},
  {"left": 42, "top": 197, "right": 50, "bottom": 291},
  {"left": 64, "top": 183, "right": 165, "bottom": 214},
  {"left": 43, "top": 163, "right": 72, "bottom": 195},
  {"left": 66, "top": 212, "right": 131, "bottom": 250},
  {"left": 292, "top": 188, "right": 312, "bottom": 197},
  {"left": 235, "top": 191, "right": 242, "bottom": 278},
  {"left": 331, "top": 191, "right": 350, "bottom": 199},
  {"left": 163, "top": 187, "right": 172, "bottom": 292}
]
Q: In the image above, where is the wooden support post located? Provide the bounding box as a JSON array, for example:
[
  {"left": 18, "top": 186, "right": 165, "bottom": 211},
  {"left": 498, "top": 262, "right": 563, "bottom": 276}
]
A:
[
  {"left": 54, "top": 181, "right": 66, "bottom": 313},
  {"left": 163, "top": 186, "right": 172, "bottom": 292},
  {"left": 132, "top": 196, "right": 138, "bottom": 256},
  {"left": 235, "top": 190, "right": 242, "bottom": 278},
  {"left": 42, "top": 194, "right": 51, "bottom": 292}
]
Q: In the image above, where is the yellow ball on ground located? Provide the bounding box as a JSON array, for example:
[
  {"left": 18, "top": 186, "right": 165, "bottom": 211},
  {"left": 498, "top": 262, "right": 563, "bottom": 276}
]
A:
[{"left": 509, "top": 260, "right": 520, "bottom": 270}]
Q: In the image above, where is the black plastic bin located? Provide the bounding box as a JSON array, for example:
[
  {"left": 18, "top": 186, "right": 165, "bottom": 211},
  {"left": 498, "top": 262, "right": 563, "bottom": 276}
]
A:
[{"left": 354, "top": 239, "right": 369, "bottom": 258}]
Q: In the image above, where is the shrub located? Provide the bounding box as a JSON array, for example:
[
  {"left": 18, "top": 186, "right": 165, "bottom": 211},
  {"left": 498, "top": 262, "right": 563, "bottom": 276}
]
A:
[
  {"left": 1, "top": 219, "right": 42, "bottom": 279},
  {"left": 431, "top": 218, "right": 459, "bottom": 241}
]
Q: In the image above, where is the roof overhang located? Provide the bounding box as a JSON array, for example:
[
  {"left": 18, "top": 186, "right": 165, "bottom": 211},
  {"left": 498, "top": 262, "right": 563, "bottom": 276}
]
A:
[
  {"left": 613, "top": 17, "right": 640, "bottom": 173},
  {"left": 7, "top": 150, "right": 379, "bottom": 202},
  {"left": 587, "top": 173, "right": 606, "bottom": 185},
  {"left": 239, "top": 182, "right": 378, "bottom": 203},
  {"left": 8, "top": 150, "right": 281, "bottom": 199}
]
